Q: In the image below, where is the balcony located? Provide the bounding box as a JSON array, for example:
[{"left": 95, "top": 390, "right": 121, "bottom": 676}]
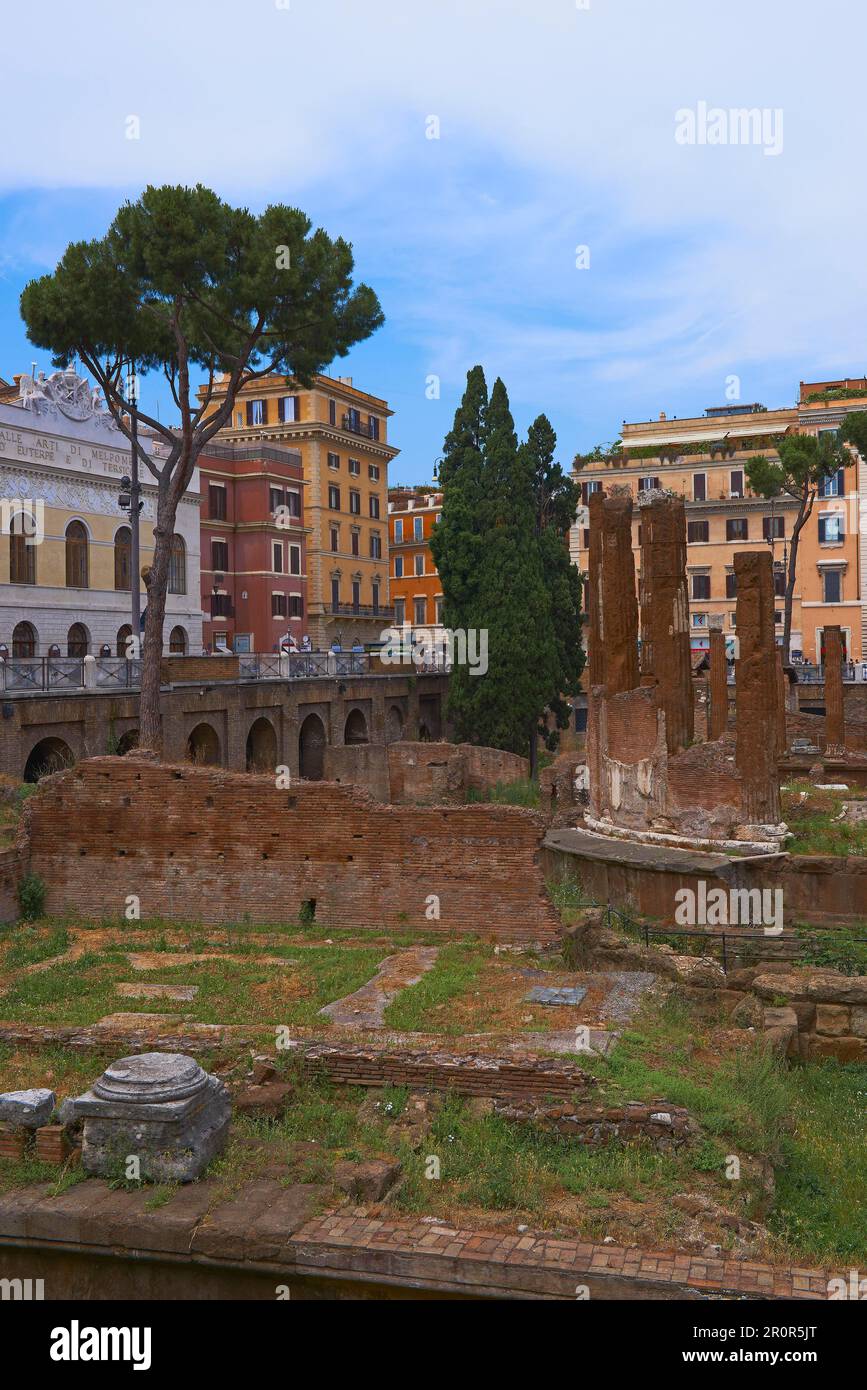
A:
[
  {"left": 329, "top": 603, "right": 395, "bottom": 620},
  {"left": 341, "top": 414, "right": 379, "bottom": 441}
]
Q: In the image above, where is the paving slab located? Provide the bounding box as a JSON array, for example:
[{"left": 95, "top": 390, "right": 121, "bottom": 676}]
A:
[
  {"left": 319, "top": 947, "right": 439, "bottom": 1028},
  {"left": 116, "top": 983, "right": 199, "bottom": 1002}
]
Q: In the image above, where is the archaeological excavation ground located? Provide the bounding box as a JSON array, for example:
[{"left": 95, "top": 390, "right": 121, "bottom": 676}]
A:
[{"left": 0, "top": 493, "right": 864, "bottom": 1317}]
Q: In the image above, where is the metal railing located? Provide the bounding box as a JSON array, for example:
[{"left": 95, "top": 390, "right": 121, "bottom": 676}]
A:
[
  {"left": 3, "top": 657, "right": 84, "bottom": 692},
  {"left": 94, "top": 657, "right": 143, "bottom": 689}
]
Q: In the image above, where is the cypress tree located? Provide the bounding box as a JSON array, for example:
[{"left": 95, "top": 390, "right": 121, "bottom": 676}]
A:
[{"left": 429, "top": 365, "right": 488, "bottom": 739}]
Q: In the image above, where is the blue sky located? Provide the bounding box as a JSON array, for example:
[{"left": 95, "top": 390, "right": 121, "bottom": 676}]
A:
[{"left": 1, "top": 0, "right": 866, "bottom": 484}]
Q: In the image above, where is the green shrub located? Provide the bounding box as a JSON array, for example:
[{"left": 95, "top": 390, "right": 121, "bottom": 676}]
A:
[{"left": 17, "top": 873, "right": 46, "bottom": 922}]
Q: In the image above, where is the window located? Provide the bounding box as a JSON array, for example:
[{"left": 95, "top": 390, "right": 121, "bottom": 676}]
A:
[
  {"left": 414, "top": 553, "right": 424, "bottom": 576},
  {"left": 351, "top": 580, "right": 361, "bottom": 611},
  {"left": 348, "top": 458, "right": 360, "bottom": 476},
  {"left": 328, "top": 452, "right": 340, "bottom": 471},
  {"left": 691, "top": 572, "right": 711, "bottom": 600},
  {"left": 211, "top": 539, "right": 229, "bottom": 571},
  {"left": 272, "top": 543, "right": 283, "bottom": 574},
  {"left": 435, "top": 595, "right": 444, "bottom": 625},
  {"left": 763, "top": 516, "right": 784, "bottom": 540},
  {"left": 114, "top": 526, "right": 131, "bottom": 591},
  {"left": 394, "top": 556, "right": 404, "bottom": 578},
  {"left": 269, "top": 486, "right": 284, "bottom": 513},
  {"left": 819, "top": 469, "right": 845, "bottom": 499},
  {"left": 774, "top": 566, "right": 786, "bottom": 597},
  {"left": 208, "top": 484, "right": 227, "bottom": 520},
  {"left": 289, "top": 545, "right": 301, "bottom": 576},
  {"left": 12, "top": 621, "right": 37, "bottom": 657},
  {"left": 394, "top": 598, "right": 406, "bottom": 625},
  {"left": 394, "top": 518, "right": 403, "bottom": 542},
  {"left": 582, "top": 528, "right": 590, "bottom": 548},
  {"left": 819, "top": 513, "right": 844, "bottom": 544},
  {"left": 329, "top": 399, "right": 336, "bottom": 426},
  {"left": 272, "top": 593, "right": 287, "bottom": 618},
  {"left": 289, "top": 594, "right": 303, "bottom": 618},
  {"left": 211, "top": 592, "right": 231, "bottom": 617},
  {"left": 349, "top": 490, "right": 361, "bottom": 515},
  {"left": 351, "top": 531, "right": 360, "bottom": 557},
  {"left": 413, "top": 516, "right": 423, "bottom": 541},
  {"left": 67, "top": 622, "right": 88, "bottom": 657},
  {"left": 285, "top": 490, "right": 300, "bottom": 518},
  {"left": 169, "top": 626, "right": 187, "bottom": 654},
  {"left": 246, "top": 399, "right": 267, "bottom": 427},
  {"left": 414, "top": 597, "right": 427, "bottom": 625},
  {"left": 369, "top": 495, "right": 380, "bottom": 519},
  {"left": 687, "top": 520, "right": 709, "bottom": 543},
  {"left": 638, "top": 476, "right": 660, "bottom": 492},
  {"left": 729, "top": 612, "right": 737, "bottom": 627},
  {"left": 331, "top": 578, "right": 340, "bottom": 610},
  {"left": 168, "top": 535, "right": 186, "bottom": 594},
  {"left": 726, "top": 518, "right": 748, "bottom": 541},
  {"left": 823, "top": 570, "right": 842, "bottom": 604},
  {"left": 370, "top": 534, "right": 382, "bottom": 559},
  {"left": 65, "top": 521, "right": 88, "bottom": 588},
  {"left": 116, "top": 624, "right": 132, "bottom": 657},
  {"left": 330, "top": 526, "right": 339, "bottom": 553},
  {"left": 725, "top": 571, "right": 737, "bottom": 599},
  {"left": 693, "top": 473, "right": 706, "bottom": 501},
  {"left": 581, "top": 480, "right": 602, "bottom": 504},
  {"left": 774, "top": 612, "right": 782, "bottom": 626},
  {"left": 346, "top": 407, "right": 361, "bottom": 433},
  {"left": 692, "top": 613, "right": 708, "bottom": 628},
  {"left": 369, "top": 416, "right": 380, "bottom": 441},
  {"left": 730, "top": 469, "right": 744, "bottom": 496},
  {"left": 369, "top": 464, "right": 380, "bottom": 481},
  {"left": 328, "top": 485, "right": 341, "bottom": 510},
  {"left": 277, "top": 395, "right": 300, "bottom": 423}
]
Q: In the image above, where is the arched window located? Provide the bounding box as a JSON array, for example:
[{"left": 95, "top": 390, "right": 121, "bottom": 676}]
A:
[
  {"left": 9, "top": 512, "right": 36, "bottom": 585},
  {"left": 114, "top": 527, "right": 132, "bottom": 591},
  {"left": 169, "top": 625, "right": 187, "bottom": 655},
  {"left": 67, "top": 623, "right": 89, "bottom": 658},
  {"left": 168, "top": 535, "right": 186, "bottom": 595},
  {"left": 12, "top": 621, "right": 37, "bottom": 658},
  {"left": 116, "top": 624, "right": 133, "bottom": 657},
  {"left": 65, "top": 521, "right": 89, "bottom": 588}
]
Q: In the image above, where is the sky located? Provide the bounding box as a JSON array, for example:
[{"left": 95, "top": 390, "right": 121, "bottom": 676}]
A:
[{"left": 1, "top": 0, "right": 865, "bottom": 485}]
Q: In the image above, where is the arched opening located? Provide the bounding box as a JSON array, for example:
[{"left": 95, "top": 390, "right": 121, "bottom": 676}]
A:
[
  {"left": 24, "top": 736, "right": 74, "bottom": 783},
  {"left": 168, "top": 535, "right": 187, "bottom": 594},
  {"left": 386, "top": 705, "right": 404, "bottom": 743},
  {"left": 246, "top": 716, "right": 278, "bottom": 772},
  {"left": 12, "top": 622, "right": 38, "bottom": 658},
  {"left": 187, "top": 722, "right": 221, "bottom": 766},
  {"left": 298, "top": 713, "right": 326, "bottom": 781},
  {"left": 344, "top": 708, "right": 369, "bottom": 746},
  {"left": 67, "top": 623, "right": 89, "bottom": 658},
  {"left": 169, "top": 625, "right": 187, "bottom": 655},
  {"left": 116, "top": 624, "right": 133, "bottom": 657},
  {"left": 65, "top": 521, "right": 89, "bottom": 588},
  {"left": 114, "top": 527, "right": 132, "bottom": 591},
  {"left": 116, "top": 729, "right": 139, "bottom": 755}
]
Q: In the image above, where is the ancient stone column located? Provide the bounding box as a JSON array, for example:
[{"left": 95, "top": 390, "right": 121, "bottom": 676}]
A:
[
  {"left": 708, "top": 626, "right": 728, "bottom": 741},
  {"left": 586, "top": 490, "right": 605, "bottom": 690},
  {"left": 734, "top": 551, "right": 781, "bottom": 826},
  {"left": 824, "top": 625, "right": 845, "bottom": 755},
  {"left": 639, "top": 496, "right": 694, "bottom": 754},
  {"left": 598, "top": 493, "right": 639, "bottom": 696}
]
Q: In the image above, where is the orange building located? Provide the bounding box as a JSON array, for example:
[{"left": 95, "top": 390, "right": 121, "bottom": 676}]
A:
[{"left": 387, "top": 487, "right": 443, "bottom": 631}]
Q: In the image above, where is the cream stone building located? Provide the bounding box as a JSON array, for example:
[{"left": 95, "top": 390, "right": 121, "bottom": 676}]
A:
[{"left": 0, "top": 369, "right": 202, "bottom": 658}]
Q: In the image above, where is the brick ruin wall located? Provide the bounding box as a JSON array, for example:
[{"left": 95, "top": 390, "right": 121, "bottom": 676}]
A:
[
  {"left": 13, "top": 758, "right": 560, "bottom": 941},
  {"left": 323, "top": 741, "right": 529, "bottom": 805}
]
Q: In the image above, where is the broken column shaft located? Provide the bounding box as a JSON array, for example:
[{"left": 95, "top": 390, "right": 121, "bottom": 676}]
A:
[
  {"left": 734, "top": 551, "right": 781, "bottom": 826},
  {"left": 639, "top": 495, "right": 694, "bottom": 754}
]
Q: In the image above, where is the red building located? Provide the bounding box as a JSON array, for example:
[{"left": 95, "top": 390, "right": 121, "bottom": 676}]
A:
[{"left": 199, "top": 442, "right": 308, "bottom": 654}]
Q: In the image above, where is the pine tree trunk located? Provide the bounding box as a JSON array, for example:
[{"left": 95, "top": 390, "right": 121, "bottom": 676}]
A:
[{"left": 138, "top": 499, "right": 173, "bottom": 754}]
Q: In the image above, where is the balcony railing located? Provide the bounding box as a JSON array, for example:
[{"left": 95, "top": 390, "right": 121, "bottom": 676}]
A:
[
  {"left": 341, "top": 414, "right": 379, "bottom": 441},
  {"left": 329, "top": 603, "right": 394, "bottom": 620}
]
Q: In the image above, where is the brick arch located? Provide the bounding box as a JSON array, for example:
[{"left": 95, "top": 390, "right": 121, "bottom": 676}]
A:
[
  {"left": 246, "top": 715, "right": 278, "bottom": 773},
  {"left": 299, "top": 712, "right": 327, "bottom": 781},
  {"left": 187, "top": 722, "right": 221, "bottom": 767},
  {"left": 344, "top": 708, "right": 369, "bottom": 746}
]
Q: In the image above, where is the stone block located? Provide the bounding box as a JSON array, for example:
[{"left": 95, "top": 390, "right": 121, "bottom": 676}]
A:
[
  {"left": 763, "top": 1006, "right": 798, "bottom": 1031},
  {"left": 851, "top": 1007, "right": 867, "bottom": 1038},
  {"left": 233, "top": 1082, "right": 294, "bottom": 1120},
  {"left": 0, "top": 1088, "right": 55, "bottom": 1130},
  {"left": 809, "top": 1036, "right": 867, "bottom": 1064},
  {"left": 34, "top": 1124, "right": 72, "bottom": 1165},
  {"left": 333, "top": 1158, "right": 402, "bottom": 1202},
  {"left": 815, "top": 1004, "right": 850, "bottom": 1036}
]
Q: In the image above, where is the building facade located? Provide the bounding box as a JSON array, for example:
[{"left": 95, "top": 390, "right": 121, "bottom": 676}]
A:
[
  {"left": 0, "top": 369, "right": 202, "bottom": 659},
  {"left": 572, "top": 378, "right": 867, "bottom": 664},
  {"left": 198, "top": 374, "right": 397, "bottom": 649},
  {"left": 199, "top": 442, "right": 308, "bottom": 654},
  {"left": 387, "top": 486, "right": 443, "bottom": 631}
]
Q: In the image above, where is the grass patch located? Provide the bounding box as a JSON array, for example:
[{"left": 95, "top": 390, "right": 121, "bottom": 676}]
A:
[
  {"left": 783, "top": 780, "right": 867, "bottom": 857},
  {"left": 466, "top": 778, "right": 540, "bottom": 808},
  {"left": 382, "top": 943, "right": 487, "bottom": 1033}
]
